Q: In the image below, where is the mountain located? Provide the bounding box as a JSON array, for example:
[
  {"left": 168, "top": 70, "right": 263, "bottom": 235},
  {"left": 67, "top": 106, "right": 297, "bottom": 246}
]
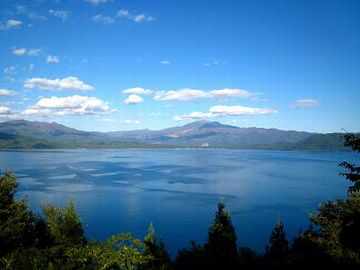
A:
[
  {"left": 0, "top": 119, "right": 351, "bottom": 150},
  {"left": 108, "top": 120, "right": 315, "bottom": 148}
]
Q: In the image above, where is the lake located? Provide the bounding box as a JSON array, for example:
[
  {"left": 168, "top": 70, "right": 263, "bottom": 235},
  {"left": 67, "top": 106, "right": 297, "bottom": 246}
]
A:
[{"left": 0, "top": 149, "right": 356, "bottom": 256}]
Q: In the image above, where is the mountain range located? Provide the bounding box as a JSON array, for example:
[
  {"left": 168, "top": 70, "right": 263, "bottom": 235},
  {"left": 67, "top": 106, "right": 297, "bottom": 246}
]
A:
[{"left": 0, "top": 120, "right": 350, "bottom": 151}]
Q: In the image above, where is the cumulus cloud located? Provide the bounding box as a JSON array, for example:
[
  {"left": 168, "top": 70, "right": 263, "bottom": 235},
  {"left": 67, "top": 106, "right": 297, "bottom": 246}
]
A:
[
  {"left": 0, "top": 105, "right": 19, "bottom": 120},
  {"left": 13, "top": 47, "right": 26, "bottom": 56},
  {"left": 123, "top": 118, "right": 140, "bottom": 125},
  {"left": 154, "top": 88, "right": 253, "bottom": 101},
  {"left": 24, "top": 77, "right": 94, "bottom": 91},
  {"left": 0, "top": 106, "right": 11, "bottom": 114},
  {"left": 209, "top": 105, "right": 277, "bottom": 116},
  {"left": 154, "top": 89, "right": 209, "bottom": 101},
  {"left": 4, "top": 19, "right": 23, "bottom": 29},
  {"left": 48, "top": 9, "right": 69, "bottom": 21},
  {"left": 116, "top": 9, "right": 155, "bottom": 23},
  {"left": 122, "top": 87, "right": 153, "bottom": 95},
  {"left": 209, "top": 88, "right": 251, "bottom": 99},
  {"left": 12, "top": 47, "right": 40, "bottom": 56},
  {"left": 290, "top": 99, "right": 320, "bottom": 109},
  {"left": 0, "top": 88, "right": 17, "bottom": 96},
  {"left": 173, "top": 105, "right": 277, "bottom": 121},
  {"left": 124, "top": 94, "right": 144, "bottom": 105},
  {"left": 23, "top": 95, "right": 110, "bottom": 116},
  {"left": 90, "top": 14, "right": 114, "bottom": 24},
  {"left": 46, "top": 55, "right": 60, "bottom": 63},
  {"left": 173, "top": 111, "right": 215, "bottom": 121}
]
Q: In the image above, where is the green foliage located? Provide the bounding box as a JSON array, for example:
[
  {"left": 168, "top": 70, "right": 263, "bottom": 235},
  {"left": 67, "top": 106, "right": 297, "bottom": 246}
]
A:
[
  {"left": 340, "top": 134, "right": 360, "bottom": 192},
  {"left": 0, "top": 172, "right": 36, "bottom": 256},
  {"left": 0, "top": 171, "right": 149, "bottom": 269},
  {"left": 42, "top": 201, "right": 85, "bottom": 246},
  {"left": 204, "top": 202, "right": 238, "bottom": 270},
  {"left": 90, "top": 233, "right": 148, "bottom": 270},
  {"left": 174, "top": 241, "right": 205, "bottom": 270},
  {"left": 265, "top": 219, "right": 289, "bottom": 261},
  {"left": 310, "top": 192, "right": 360, "bottom": 265},
  {"left": 140, "top": 222, "right": 172, "bottom": 270},
  {"left": 309, "top": 134, "right": 360, "bottom": 267}
]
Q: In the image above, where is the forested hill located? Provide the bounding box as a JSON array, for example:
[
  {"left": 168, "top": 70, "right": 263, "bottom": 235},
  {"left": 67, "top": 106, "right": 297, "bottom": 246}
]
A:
[{"left": 0, "top": 119, "right": 351, "bottom": 151}]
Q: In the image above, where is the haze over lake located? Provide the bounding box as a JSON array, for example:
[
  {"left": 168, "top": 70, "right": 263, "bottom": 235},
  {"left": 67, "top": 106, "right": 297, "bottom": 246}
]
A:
[{"left": 0, "top": 149, "right": 354, "bottom": 256}]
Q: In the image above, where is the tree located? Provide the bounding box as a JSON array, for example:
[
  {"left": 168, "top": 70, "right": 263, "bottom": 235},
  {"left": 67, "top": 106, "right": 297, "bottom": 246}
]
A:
[
  {"left": 140, "top": 222, "right": 172, "bottom": 270},
  {"left": 265, "top": 219, "right": 289, "bottom": 268},
  {"left": 174, "top": 241, "right": 205, "bottom": 270},
  {"left": 0, "top": 173, "right": 150, "bottom": 270},
  {"left": 340, "top": 134, "right": 360, "bottom": 192},
  {"left": 0, "top": 172, "right": 36, "bottom": 256},
  {"left": 310, "top": 134, "right": 360, "bottom": 267},
  {"left": 204, "top": 202, "right": 238, "bottom": 270},
  {"left": 42, "top": 201, "right": 85, "bottom": 246}
]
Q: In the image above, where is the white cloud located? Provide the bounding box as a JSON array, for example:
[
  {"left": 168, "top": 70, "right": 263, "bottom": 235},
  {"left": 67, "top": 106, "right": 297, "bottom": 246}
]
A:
[
  {"left": 290, "top": 99, "right": 320, "bottom": 109},
  {"left": 13, "top": 47, "right": 26, "bottom": 56},
  {"left": 173, "top": 105, "right": 277, "bottom": 121},
  {"left": 24, "top": 77, "right": 94, "bottom": 91},
  {"left": 0, "top": 105, "right": 19, "bottom": 120},
  {"left": 12, "top": 47, "right": 40, "bottom": 56},
  {"left": 116, "top": 9, "right": 130, "bottom": 17},
  {"left": 209, "top": 88, "right": 251, "bottom": 99},
  {"left": 122, "top": 87, "right": 153, "bottom": 95},
  {"left": 46, "top": 55, "right": 60, "bottom": 63},
  {"left": 154, "top": 89, "right": 209, "bottom": 101},
  {"left": 133, "top": 14, "right": 155, "bottom": 23},
  {"left": 23, "top": 95, "right": 110, "bottom": 116},
  {"left": 123, "top": 118, "right": 140, "bottom": 125},
  {"left": 204, "top": 59, "right": 220, "bottom": 66},
  {"left": 161, "top": 60, "right": 171, "bottom": 65},
  {"left": 27, "top": 48, "right": 40, "bottom": 56},
  {"left": 173, "top": 111, "right": 215, "bottom": 121},
  {"left": 124, "top": 94, "right": 144, "bottom": 105},
  {"left": 28, "top": 12, "right": 47, "bottom": 21},
  {"left": 0, "top": 88, "right": 17, "bottom": 96},
  {"left": 85, "top": 0, "right": 112, "bottom": 5},
  {"left": 5, "top": 19, "right": 23, "bottom": 29},
  {"left": 116, "top": 9, "right": 155, "bottom": 23},
  {"left": 209, "top": 105, "right": 277, "bottom": 116},
  {"left": 0, "top": 106, "right": 11, "bottom": 114},
  {"left": 4, "top": 66, "right": 17, "bottom": 74},
  {"left": 90, "top": 14, "right": 114, "bottom": 24},
  {"left": 154, "top": 88, "right": 253, "bottom": 101},
  {"left": 48, "top": 9, "right": 69, "bottom": 21}
]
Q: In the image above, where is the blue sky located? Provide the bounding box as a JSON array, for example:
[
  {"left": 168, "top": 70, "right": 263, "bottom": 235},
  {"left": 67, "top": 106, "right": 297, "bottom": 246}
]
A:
[{"left": 0, "top": 0, "right": 359, "bottom": 132}]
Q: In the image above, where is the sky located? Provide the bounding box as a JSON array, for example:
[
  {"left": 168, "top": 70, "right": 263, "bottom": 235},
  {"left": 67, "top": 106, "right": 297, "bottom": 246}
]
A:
[{"left": 0, "top": 0, "right": 359, "bottom": 132}]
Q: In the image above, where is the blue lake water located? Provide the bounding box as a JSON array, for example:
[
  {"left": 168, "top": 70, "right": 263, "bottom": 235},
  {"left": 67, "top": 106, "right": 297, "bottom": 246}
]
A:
[{"left": 0, "top": 149, "right": 356, "bottom": 256}]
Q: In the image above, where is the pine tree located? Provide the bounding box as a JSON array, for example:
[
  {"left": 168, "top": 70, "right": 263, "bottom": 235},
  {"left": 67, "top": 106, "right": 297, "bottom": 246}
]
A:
[
  {"left": 140, "top": 222, "right": 172, "bottom": 270},
  {"left": 205, "top": 202, "right": 238, "bottom": 270},
  {"left": 265, "top": 219, "right": 289, "bottom": 262}
]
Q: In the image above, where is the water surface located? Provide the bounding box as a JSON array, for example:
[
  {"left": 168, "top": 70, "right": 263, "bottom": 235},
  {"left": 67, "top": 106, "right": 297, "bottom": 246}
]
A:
[{"left": 0, "top": 149, "right": 355, "bottom": 255}]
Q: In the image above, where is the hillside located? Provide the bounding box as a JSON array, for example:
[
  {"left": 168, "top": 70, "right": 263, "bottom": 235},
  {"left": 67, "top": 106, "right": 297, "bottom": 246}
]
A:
[{"left": 0, "top": 120, "right": 350, "bottom": 150}]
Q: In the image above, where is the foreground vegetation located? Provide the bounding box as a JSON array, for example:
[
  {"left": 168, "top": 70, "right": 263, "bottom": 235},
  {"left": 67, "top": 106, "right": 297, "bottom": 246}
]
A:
[{"left": 0, "top": 135, "right": 359, "bottom": 269}]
